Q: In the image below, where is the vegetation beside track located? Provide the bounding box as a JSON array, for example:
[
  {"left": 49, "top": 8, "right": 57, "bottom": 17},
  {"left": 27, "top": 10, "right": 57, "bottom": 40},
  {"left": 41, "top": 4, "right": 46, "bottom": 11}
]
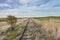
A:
[{"left": 34, "top": 16, "right": 60, "bottom": 21}]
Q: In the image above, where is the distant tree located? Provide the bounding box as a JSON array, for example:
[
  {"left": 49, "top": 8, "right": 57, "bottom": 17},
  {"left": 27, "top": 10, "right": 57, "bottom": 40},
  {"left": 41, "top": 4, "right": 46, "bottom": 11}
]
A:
[{"left": 6, "top": 15, "right": 17, "bottom": 30}]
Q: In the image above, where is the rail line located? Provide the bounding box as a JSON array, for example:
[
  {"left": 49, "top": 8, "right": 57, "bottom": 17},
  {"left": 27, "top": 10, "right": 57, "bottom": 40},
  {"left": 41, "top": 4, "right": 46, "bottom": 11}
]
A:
[
  {"left": 0, "top": 18, "right": 46, "bottom": 40},
  {"left": 18, "top": 18, "right": 30, "bottom": 40},
  {"left": 16, "top": 18, "right": 45, "bottom": 40},
  {"left": 0, "top": 19, "right": 28, "bottom": 40}
]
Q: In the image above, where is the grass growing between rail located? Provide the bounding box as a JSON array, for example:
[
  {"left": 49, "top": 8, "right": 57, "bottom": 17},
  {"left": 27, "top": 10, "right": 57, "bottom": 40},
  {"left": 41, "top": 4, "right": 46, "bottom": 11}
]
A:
[
  {"left": 7, "top": 24, "right": 24, "bottom": 40},
  {"left": 0, "top": 30, "right": 3, "bottom": 35},
  {"left": 7, "top": 29, "right": 20, "bottom": 40}
]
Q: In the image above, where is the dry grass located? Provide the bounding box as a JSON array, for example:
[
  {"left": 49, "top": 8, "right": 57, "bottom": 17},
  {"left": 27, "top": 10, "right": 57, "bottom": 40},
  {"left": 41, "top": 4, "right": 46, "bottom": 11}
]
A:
[
  {"left": 34, "top": 18, "right": 60, "bottom": 40},
  {"left": 42, "top": 19, "right": 60, "bottom": 39}
]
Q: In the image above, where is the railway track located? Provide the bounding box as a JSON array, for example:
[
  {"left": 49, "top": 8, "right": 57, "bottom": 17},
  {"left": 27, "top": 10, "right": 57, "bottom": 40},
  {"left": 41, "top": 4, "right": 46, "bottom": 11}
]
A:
[
  {"left": 0, "top": 18, "right": 46, "bottom": 40},
  {"left": 16, "top": 18, "right": 45, "bottom": 40},
  {"left": 18, "top": 18, "right": 30, "bottom": 40}
]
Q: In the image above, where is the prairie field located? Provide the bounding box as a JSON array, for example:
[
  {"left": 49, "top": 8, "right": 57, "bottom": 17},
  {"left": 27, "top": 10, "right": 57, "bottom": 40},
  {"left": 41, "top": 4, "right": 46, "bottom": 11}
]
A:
[
  {"left": 34, "top": 17, "right": 60, "bottom": 40},
  {"left": 0, "top": 17, "right": 60, "bottom": 40}
]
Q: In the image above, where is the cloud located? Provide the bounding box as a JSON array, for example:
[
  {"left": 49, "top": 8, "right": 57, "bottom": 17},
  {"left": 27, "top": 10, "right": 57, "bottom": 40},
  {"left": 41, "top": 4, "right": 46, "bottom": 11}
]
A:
[
  {"left": 19, "top": 0, "right": 50, "bottom": 6},
  {"left": 0, "top": 5, "right": 60, "bottom": 17},
  {"left": 0, "top": 3, "right": 10, "bottom": 7},
  {"left": 53, "top": 3, "right": 60, "bottom": 7},
  {"left": 0, "top": 0, "right": 60, "bottom": 17},
  {"left": 0, "top": 0, "right": 21, "bottom": 9},
  {"left": 19, "top": 0, "right": 30, "bottom": 4},
  {"left": 0, "top": 0, "right": 51, "bottom": 9}
]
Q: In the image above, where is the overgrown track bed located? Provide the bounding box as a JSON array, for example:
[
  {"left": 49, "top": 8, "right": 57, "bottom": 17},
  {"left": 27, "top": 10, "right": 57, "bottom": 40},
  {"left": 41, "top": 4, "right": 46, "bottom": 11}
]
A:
[
  {"left": 17, "top": 18, "right": 44, "bottom": 40},
  {"left": 18, "top": 18, "right": 30, "bottom": 40},
  {"left": 0, "top": 19, "right": 28, "bottom": 40},
  {"left": 0, "top": 18, "right": 46, "bottom": 40}
]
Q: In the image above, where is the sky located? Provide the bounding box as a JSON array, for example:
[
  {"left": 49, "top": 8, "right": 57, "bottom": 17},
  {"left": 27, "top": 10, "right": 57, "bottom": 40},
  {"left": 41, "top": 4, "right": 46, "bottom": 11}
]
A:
[{"left": 0, "top": 0, "right": 60, "bottom": 17}]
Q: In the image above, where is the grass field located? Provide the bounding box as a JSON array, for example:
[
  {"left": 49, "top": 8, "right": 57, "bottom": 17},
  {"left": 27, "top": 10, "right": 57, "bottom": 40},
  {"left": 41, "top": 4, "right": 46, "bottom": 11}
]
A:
[
  {"left": 0, "top": 18, "right": 23, "bottom": 22},
  {"left": 34, "top": 16, "right": 60, "bottom": 21},
  {"left": 0, "top": 17, "right": 60, "bottom": 40},
  {"left": 0, "top": 18, "right": 6, "bottom": 22},
  {"left": 34, "top": 17, "right": 60, "bottom": 40}
]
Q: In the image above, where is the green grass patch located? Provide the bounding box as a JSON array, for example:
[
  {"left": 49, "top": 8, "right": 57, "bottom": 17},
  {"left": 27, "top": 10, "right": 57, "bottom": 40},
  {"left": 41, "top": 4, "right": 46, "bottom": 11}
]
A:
[
  {"left": 0, "top": 18, "right": 6, "bottom": 22},
  {"left": 34, "top": 17, "right": 60, "bottom": 21},
  {"left": 0, "top": 18, "right": 19, "bottom": 22},
  {"left": 0, "top": 30, "right": 4, "bottom": 35},
  {"left": 7, "top": 25, "right": 23, "bottom": 40},
  {"left": 7, "top": 29, "right": 20, "bottom": 40}
]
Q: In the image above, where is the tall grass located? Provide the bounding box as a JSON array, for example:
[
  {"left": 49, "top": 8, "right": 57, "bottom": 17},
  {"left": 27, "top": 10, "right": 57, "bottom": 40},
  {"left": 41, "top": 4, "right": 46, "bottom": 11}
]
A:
[{"left": 34, "top": 17, "right": 60, "bottom": 40}]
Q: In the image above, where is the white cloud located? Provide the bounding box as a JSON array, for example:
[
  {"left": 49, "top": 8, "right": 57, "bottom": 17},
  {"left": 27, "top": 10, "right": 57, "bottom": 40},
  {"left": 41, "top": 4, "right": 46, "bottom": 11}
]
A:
[
  {"left": 7, "top": 0, "right": 14, "bottom": 3},
  {"left": 32, "top": 0, "right": 60, "bottom": 10},
  {"left": 20, "top": 0, "right": 30, "bottom": 4},
  {"left": 0, "top": 3, "right": 10, "bottom": 7},
  {"left": 19, "top": 0, "right": 38, "bottom": 5},
  {"left": 19, "top": 0, "right": 60, "bottom": 10},
  {"left": 0, "top": 9, "right": 18, "bottom": 16},
  {"left": 0, "top": 0, "right": 60, "bottom": 17}
]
